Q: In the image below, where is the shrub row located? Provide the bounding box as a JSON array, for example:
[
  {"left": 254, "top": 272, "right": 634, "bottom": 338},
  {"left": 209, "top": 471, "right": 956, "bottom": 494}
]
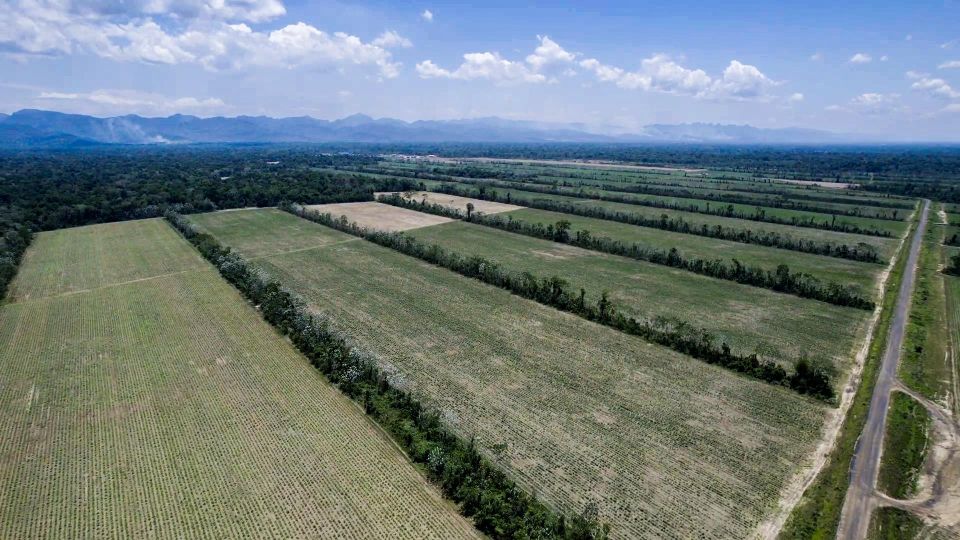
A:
[
  {"left": 378, "top": 194, "right": 874, "bottom": 310},
  {"left": 429, "top": 183, "right": 884, "bottom": 263},
  {"left": 285, "top": 204, "right": 835, "bottom": 401},
  {"left": 465, "top": 175, "right": 906, "bottom": 222},
  {"left": 434, "top": 177, "right": 895, "bottom": 236},
  {"left": 164, "top": 211, "right": 609, "bottom": 540},
  {"left": 0, "top": 206, "right": 33, "bottom": 301}
]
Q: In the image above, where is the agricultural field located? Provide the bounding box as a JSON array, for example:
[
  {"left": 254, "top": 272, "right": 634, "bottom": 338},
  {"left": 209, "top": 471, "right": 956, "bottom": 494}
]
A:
[
  {"left": 6, "top": 219, "right": 208, "bottom": 301},
  {"left": 0, "top": 219, "right": 479, "bottom": 539},
  {"left": 396, "top": 191, "right": 882, "bottom": 293},
  {"left": 403, "top": 219, "right": 872, "bottom": 372},
  {"left": 189, "top": 208, "right": 832, "bottom": 539},
  {"left": 378, "top": 159, "right": 915, "bottom": 207},
  {"left": 418, "top": 179, "right": 902, "bottom": 258},
  {"left": 305, "top": 201, "right": 453, "bottom": 231},
  {"left": 429, "top": 178, "right": 909, "bottom": 231}
]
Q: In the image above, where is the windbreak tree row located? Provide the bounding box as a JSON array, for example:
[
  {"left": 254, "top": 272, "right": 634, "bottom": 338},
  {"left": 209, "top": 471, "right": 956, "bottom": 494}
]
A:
[
  {"left": 285, "top": 204, "right": 835, "bottom": 401},
  {"left": 424, "top": 178, "right": 895, "bottom": 236},
  {"left": 164, "top": 212, "right": 610, "bottom": 540},
  {"left": 371, "top": 165, "right": 910, "bottom": 219},
  {"left": 377, "top": 194, "right": 874, "bottom": 310},
  {"left": 394, "top": 162, "right": 916, "bottom": 209},
  {"left": 0, "top": 205, "right": 32, "bottom": 301},
  {"left": 428, "top": 183, "right": 883, "bottom": 263}
]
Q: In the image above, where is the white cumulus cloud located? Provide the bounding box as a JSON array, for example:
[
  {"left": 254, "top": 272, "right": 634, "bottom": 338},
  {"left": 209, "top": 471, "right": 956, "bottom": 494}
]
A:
[
  {"left": 940, "top": 60, "right": 960, "bottom": 69},
  {"left": 417, "top": 35, "right": 575, "bottom": 84},
  {"left": 417, "top": 53, "right": 546, "bottom": 83},
  {"left": 372, "top": 30, "right": 412, "bottom": 49},
  {"left": 525, "top": 35, "right": 576, "bottom": 70},
  {"left": 36, "top": 89, "right": 227, "bottom": 115},
  {"left": 421, "top": 9, "right": 433, "bottom": 22},
  {"left": 849, "top": 53, "right": 872, "bottom": 64},
  {"left": 849, "top": 92, "right": 902, "bottom": 114},
  {"left": 0, "top": 1, "right": 402, "bottom": 77},
  {"left": 909, "top": 76, "right": 960, "bottom": 99},
  {"left": 580, "top": 54, "right": 779, "bottom": 101}
]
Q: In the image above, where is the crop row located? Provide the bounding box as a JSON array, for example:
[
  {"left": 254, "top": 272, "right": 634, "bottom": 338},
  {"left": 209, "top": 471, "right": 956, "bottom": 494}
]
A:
[{"left": 379, "top": 193, "right": 874, "bottom": 310}]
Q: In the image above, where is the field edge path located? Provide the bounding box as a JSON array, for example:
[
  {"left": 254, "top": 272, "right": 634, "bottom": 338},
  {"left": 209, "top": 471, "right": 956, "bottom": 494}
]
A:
[{"left": 837, "top": 199, "right": 931, "bottom": 539}]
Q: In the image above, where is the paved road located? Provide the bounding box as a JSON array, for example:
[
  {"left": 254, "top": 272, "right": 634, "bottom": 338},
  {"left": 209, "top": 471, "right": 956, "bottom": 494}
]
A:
[{"left": 838, "top": 199, "right": 930, "bottom": 539}]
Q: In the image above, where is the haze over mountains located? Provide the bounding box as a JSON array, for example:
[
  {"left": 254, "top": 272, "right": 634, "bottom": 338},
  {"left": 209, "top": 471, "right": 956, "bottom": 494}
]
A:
[{"left": 0, "top": 109, "right": 882, "bottom": 147}]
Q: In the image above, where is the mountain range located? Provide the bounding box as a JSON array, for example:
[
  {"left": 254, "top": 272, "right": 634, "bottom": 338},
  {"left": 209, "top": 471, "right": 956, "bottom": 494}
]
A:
[{"left": 0, "top": 109, "right": 874, "bottom": 147}]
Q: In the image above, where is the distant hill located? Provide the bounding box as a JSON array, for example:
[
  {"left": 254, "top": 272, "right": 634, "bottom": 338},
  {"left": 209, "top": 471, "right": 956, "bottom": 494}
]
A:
[{"left": 0, "top": 109, "right": 873, "bottom": 147}]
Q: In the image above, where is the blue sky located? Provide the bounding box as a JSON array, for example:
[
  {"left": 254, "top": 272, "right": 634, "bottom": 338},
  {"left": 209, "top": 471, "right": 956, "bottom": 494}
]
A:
[{"left": 2, "top": 0, "right": 959, "bottom": 139}]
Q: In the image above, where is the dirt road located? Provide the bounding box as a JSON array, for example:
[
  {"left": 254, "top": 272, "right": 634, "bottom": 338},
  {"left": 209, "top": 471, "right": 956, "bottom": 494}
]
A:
[{"left": 838, "top": 199, "right": 930, "bottom": 539}]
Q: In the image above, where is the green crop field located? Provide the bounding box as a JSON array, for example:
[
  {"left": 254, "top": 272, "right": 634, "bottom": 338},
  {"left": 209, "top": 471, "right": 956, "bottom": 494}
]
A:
[
  {"left": 7, "top": 218, "right": 209, "bottom": 301},
  {"left": 406, "top": 219, "right": 872, "bottom": 374},
  {"left": 459, "top": 180, "right": 909, "bottom": 231},
  {"left": 421, "top": 180, "right": 902, "bottom": 257},
  {"left": 190, "top": 208, "right": 830, "bottom": 539},
  {"left": 382, "top": 159, "right": 914, "bottom": 207},
  {"left": 501, "top": 207, "right": 882, "bottom": 292},
  {"left": 0, "top": 219, "right": 478, "bottom": 539}
]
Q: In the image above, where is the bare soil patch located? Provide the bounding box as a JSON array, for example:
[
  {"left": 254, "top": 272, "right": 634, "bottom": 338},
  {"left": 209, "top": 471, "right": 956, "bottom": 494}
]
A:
[
  {"left": 768, "top": 178, "right": 856, "bottom": 189},
  {"left": 381, "top": 191, "right": 523, "bottom": 215},
  {"left": 306, "top": 201, "right": 453, "bottom": 232}
]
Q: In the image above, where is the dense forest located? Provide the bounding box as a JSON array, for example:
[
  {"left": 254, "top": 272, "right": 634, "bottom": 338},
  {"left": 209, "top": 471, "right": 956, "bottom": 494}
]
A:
[{"left": 0, "top": 147, "right": 412, "bottom": 231}]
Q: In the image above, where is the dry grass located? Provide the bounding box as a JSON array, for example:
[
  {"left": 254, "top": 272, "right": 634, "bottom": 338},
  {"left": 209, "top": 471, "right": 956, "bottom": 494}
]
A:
[
  {"left": 306, "top": 201, "right": 453, "bottom": 231},
  {"left": 383, "top": 191, "right": 524, "bottom": 215}
]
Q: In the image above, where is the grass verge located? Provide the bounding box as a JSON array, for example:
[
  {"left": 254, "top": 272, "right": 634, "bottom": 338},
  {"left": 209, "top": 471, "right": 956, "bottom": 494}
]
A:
[{"left": 779, "top": 218, "right": 916, "bottom": 539}]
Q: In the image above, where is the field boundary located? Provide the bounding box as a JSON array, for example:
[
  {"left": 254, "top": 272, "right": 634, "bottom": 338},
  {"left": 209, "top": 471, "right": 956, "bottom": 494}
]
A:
[
  {"left": 425, "top": 182, "right": 887, "bottom": 263},
  {"left": 288, "top": 203, "right": 837, "bottom": 400},
  {"left": 164, "top": 211, "right": 610, "bottom": 540},
  {"left": 757, "top": 200, "right": 919, "bottom": 538},
  {"left": 378, "top": 192, "right": 875, "bottom": 310}
]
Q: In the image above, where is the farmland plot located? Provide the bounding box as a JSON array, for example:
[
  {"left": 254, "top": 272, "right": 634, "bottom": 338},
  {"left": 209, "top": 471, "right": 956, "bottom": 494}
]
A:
[
  {"left": 7, "top": 219, "right": 207, "bottom": 301},
  {"left": 189, "top": 207, "right": 353, "bottom": 259},
  {"left": 305, "top": 202, "right": 453, "bottom": 232},
  {"left": 191, "top": 208, "right": 830, "bottom": 539},
  {"left": 0, "top": 219, "right": 479, "bottom": 539},
  {"left": 452, "top": 180, "right": 908, "bottom": 233},
  {"left": 406, "top": 219, "right": 871, "bottom": 373},
  {"left": 421, "top": 180, "right": 901, "bottom": 257},
  {"left": 392, "top": 192, "right": 882, "bottom": 292}
]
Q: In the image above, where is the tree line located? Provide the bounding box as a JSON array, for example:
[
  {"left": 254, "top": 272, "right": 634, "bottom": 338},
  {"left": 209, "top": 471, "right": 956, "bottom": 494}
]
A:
[
  {"left": 397, "top": 164, "right": 911, "bottom": 218},
  {"left": 511, "top": 177, "right": 904, "bottom": 221},
  {"left": 165, "top": 211, "right": 610, "bottom": 540},
  {"left": 426, "top": 177, "right": 895, "bottom": 237},
  {"left": 0, "top": 205, "right": 32, "bottom": 301},
  {"left": 0, "top": 148, "right": 412, "bottom": 232},
  {"left": 429, "top": 183, "right": 884, "bottom": 263},
  {"left": 516, "top": 170, "right": 916, "bottom": 210},
  {"left": 285, "top": 203, "right": 835, "bottom": 401},
  {"left": 378, "top": 194, "right": 874, "bottom": 310}
]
